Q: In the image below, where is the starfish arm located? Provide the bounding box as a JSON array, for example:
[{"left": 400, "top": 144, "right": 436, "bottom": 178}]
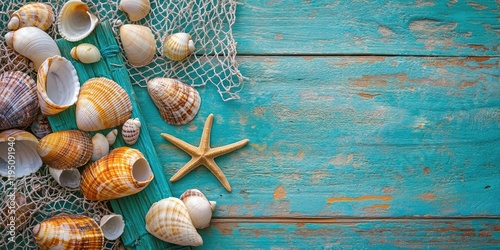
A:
[
  {"left": 170, "top": 157, "right": 202, "bottom": 182},
  {"left": 199, "top": 114, "right": 214, "bottom": 152},
  {"left": 206, "top": 139, "right": 250, "bottom": 158},
  {"left": 161, "top": 133, "right": 199, "bottom": 156},
  {"left": 204, "top": 158, "right": 232, "bottom": 192}
]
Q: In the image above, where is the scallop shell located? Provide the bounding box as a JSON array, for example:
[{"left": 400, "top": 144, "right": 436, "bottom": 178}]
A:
[
  {"left": 70, "top": 43, "right": 101, "bottom": 64},
  {"left": 33, "top": 214, "right": 104, "bottom": 250},
  {"left": 100, "top": 214, "right": 125, "bottom": 240},
  {"left": 119, "top": 24, "right": 155, "bottom": 67},
  {"left": 147, "top": 78, "right": 201, "bottom": 125},
  {"left": 180, "top": 189, "right": 216, "bottom": 229},
  {"left": 91, "top": 133, "right": 109, "bottom": 161},
  {"left": 0, "top": 71, "right": 39, "bottom": 130},
  {"left": 119, "top": 0, "right": 150, "bottom": 21},
  {"left": 76, "top": 77, "right": 132, "bottom": 131},
  {"left": 1, "top": 192, "right": 36, "bottom": 231},
  {"left": 37, "top": 55, "right": 80, "bottom": 116},
  {"left": 145, "top": 197, "right": 203, "bottom": 246},
  {"left": 122, "top": 118, "right": 141, "bottom": 145},
  {"left": 0, "top": 129, "right": 42, "bottom": 178},
  {"left": 4, "top": 27, "right": 61, "bottom": 71},
  {"left": 106, "top": 129, "right": 118, "bottom": 145},
  {"left": 163, "top": 33, "right": 195, "bottom": 61},
  {"left": 49, "top": 167, "right": 81, "bottom": 188},
  {"left": 58, "top": 0, "right": 99, "bottom": 42},
  {"left": 8, "top": 3, "right": 55, "bottom": 31},
  {"left": 30, "top": 113, "right": 52, "bottom": 139},
  {"left": 36, "top": 130, "right": 93, "bottom": 170},
  {"left": 81, "top": 147, "right": 154, "bottom": 200}
]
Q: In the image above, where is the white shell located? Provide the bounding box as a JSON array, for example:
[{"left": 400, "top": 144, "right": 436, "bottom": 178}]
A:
[
  {"left": 70, "top": 43, "right": 101, "bottom": 64},
  {"left": 100, "top": 214, "right": 125, "bottom": 241},
  {"left": 48, "top": 167, "right": 81, "bottom": 188},
  {"left": 122, "top": 118, "right": 141, "bottom": 145},
  {"left": 179, "top": 189, "right": 216, "bottom": 229},
  {"left": 163, "top": 33, "right": 195, "bottom": 61},
  {"left": 0, "top": 130, "right": 42, "bottom": 178},
  {"left": 119, "top": 0, "right": 150, "bottom": 21},
  {"left": 4, "top": 27, "right": 61, "bottom": 71},
  {"left": 91, "top": 133, "right": 109, "bottom": 161},
  {"left": 58, "top": 0, "right": 99, "bottom": 42},
  {"left": 106, "top": 129, "right": 118, "bottom": 145},
  {"left": 119, "top": 24, "right": 156, "bottom": 67}
]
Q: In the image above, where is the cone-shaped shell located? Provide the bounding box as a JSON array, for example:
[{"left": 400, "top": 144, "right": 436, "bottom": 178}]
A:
[
  {"left": 49, "top": 167, "right": 81, "bottom": 188},
  {"left": 8, "top": 3, "right": 55, "bottom": 31},
  {"left": 70, "top": 43, "right": 101, "bottom": 64},
  {"left": 91, "top": 133, "right": 109, "bottom": 161},
  {"left": 37, "top": 55, "right": 80, "bottom": 116},
  {"left": 0, "top": 129, "right": 42, "bottom": 178},
  {"left": 122, "top": 118, "right": 141, "bottom": 145},
  {"left": 76, "top": 77, "right": 132, "bottom": 131},
  {"left": 147, "top": 78, "right": 200, "bottom": 125},
  {"left": 4, "top": 27, "right": 61, "bottom": 71},
  {"left": 31, "top": 113, "right": 52, "bottom": 139},
  {"left": 106, "top": 129, "right": 118, "bottom": 145},
  {"left": 119, "top": 0, "right": 150, "bottom": 21},
  {"left": 100, "top": 214, "right": 125, "bottom": 240},
  {"left": 81, "top": 147, "right": 154, "bottom": 200},
  {"left": 163, "top": 33, "right": 195, "bottom": 61},
  {"left": 36, "top": 130, "right": 92, "bottom": 170},
  {"left": 180, "top": 189, "right": 216, "bottom": 229},
  {"left": 33, "top": 214, "right": 104, "bottom": 250},
  {"left": 58, "top": 0, "right": 99, "bottom": 42},
  {"left": 0, "top": 71, "right": 39, "bottom": 130},
  {"left": 119, "top": 24, "right": 155, "bottom": 67},
  {"left": 146, "top": 197, "right": 203, "bottom": 246}
]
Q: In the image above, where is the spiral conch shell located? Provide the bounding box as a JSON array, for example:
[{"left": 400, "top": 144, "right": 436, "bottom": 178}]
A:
[
  {"left": 8, "top": 3, "right": 55, "bottom": 31},
  {"left": 0, "top": 130, "right": 42, "bottom": 178},
  {"left": 4, "top": 27, "right": 61, "bottom": 71},
  {"left": 180, "top": 189, "right": 216, "bottom": 229},
  {"left": 122, "top": 118, "right": 141, "bottom": 145},
  {"left": 58, "top": 0, "right": 99, "bottom": 42},
  {"left": 70, "top": 43, "right": 101, "bottom": 64},
  {"left": 119, "top": 24, "right": 156, "bottom": 67},
  {"left": 119, "top": 0, "right": 150, "bottom": 21},
  {"left": 81, "top": 147, "right": 154, "bottom": 200},
  {"left": 146, "top": 197, "right": 203, "bottom": 246},
  {"left": 147, "top": 78, "right": 201, "bottom": 125},
  {"left": 36, "top": 130, "right": 93, "bottom": 170},
  {"left": 0, "top": 71, "right": 39, "bottom": 130},
  {"left": 163, "top": 33, "right": 195, "bottom": 61}
]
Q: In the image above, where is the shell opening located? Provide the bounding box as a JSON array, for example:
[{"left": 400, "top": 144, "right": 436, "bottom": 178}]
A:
[
  {"left": 59, "top": 169, "right": 81, "bottom": 188},
  {"left": 45, "top": 62, "right": 79, "bottom": 106},
  {"left": 0, "top": 139, "right": 42, "bottom": 178},
  {"left": 100, "top": 214, "right": 125, "bottom": 240},
  {"left": 132, "top": 158, "right": 152, "bottom": 182}
]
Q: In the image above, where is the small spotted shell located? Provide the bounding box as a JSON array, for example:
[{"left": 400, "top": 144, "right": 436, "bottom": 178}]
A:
[
  {"left": 70, "top": 43, "right": 101, "bottom": 64},
  {"left": 8, "top": 3, "right": 55, "bottom": 31},
  {"left": 122, "top": 118, "right": 141, "bottom": 145},
  {"left": 163, "top": 33, "right": 195, "bottom": 61}
]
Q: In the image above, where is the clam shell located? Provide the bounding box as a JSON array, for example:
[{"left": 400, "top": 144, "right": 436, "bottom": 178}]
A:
[
  {"left": 145, "top": 197, "right": 203, "bottom": 246},
  {"left": 163, "top": 33, "right": 195, "bottom": 61},
  {"left": 81, "top": 147, "right": 154, "bottom": 200},
  {"left": 0, "top": 129, "right": 42, "bottom": 178},
  {"left": 119, "top": 0, "right": 150, "bottom": 21},
  {"left": 33, "top": 214, "right": 104, "bottom": 250},
  {"left": 106, "top": 129, "right": 118, "bottom": 145},
  {"left": 36, "top": 130, "right": 93, "bottom": 170},
  {"left": 122, "top": 118, "right": 141, "bottom": 145},
  {"left": 1, "top": 192, "right": 36, "bottom": 231},
  {"left": 180, "top": 189, "right": 216, "bottom": 229},
  {"left": 49, "top": 167, "right": 81, "bottom": 188},
  {"left": 91, "top": 133, "right": 109, "bottom": 161},
  {"left": 100, "top": 214, "right": 125, "bottom": 240},
  {"left": 37, "top": 55, "right": 80, "bottom": 116},
  {"left": 30, "top": 113, "right": 52, "bottom": 139},
  {"left": 8, "top": 3, "right": 55, "bottom": 31},
  {"left": 0, "top": 71, "right": 39, "bottom": 130},
  {"left": 147, "top": 78, "right": 201, "bottom": 125},
  {"left": 58, "top": 0, "right": 99, "bottom": 42},
  {"left": 4, "top": 27, "right": 61, "bottom": 71},
  {"left": 70, "top": 43, "right": 101, "bottom": 64},
  {"left": 76, "top": 77, "right": 132, "bottom": 131},
  {"left": 119, "top": 24, "right": 155, "bottom": 67}
]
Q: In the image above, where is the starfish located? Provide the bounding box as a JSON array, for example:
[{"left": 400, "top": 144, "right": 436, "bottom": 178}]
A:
[{"left": 161, "top": 114, "right": 249, "bottom": 192}]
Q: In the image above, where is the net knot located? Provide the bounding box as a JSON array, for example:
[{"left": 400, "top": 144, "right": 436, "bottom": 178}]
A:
[{"left": 100, "top": 45, "right": 120, "bottom": 58}]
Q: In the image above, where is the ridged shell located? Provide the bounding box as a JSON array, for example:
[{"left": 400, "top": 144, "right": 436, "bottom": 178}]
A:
[
  {"left": 119, "top": 0, "right": 150, "bottom": 21},
  {"left": 31, "top": 113, "right": 52, "bottom": 139},
  {"left": 58, "top": 0, "right": 99, "bottom": 42},
  {"left": 1, "top": 193, "right": 36, "bottom": 231},
  {"left": 8, "top": 3, "right": 55, "bottom": 31},
  {"left": 36, "top": 130, "right": 93, "bottom": 170},
  {"left": 0, "top": 71, "right": 39, "bottom": 130},
  {"left": 163, "top": 33, "right": 195, "bottom": 61},
  {"left": 33, "top": 214, "right": 104, "bottom": 250},
  {"left": 0, "top": 129, "right": 42, "bottom": 178},
  {"left": 147, "top": 78, "right": 201, "bottom": 125},
  {"left": 122, "top": 118, "right": 141, "bottom": 145},
  {"left": 81, "top": 147, "right": 154, "bottom": 200},
  {"left": 37, "top": 55, "right": 80, "bottom": 116},
  {"left": 70, "top": 43, "right": 101, "bottom": 64},
  {"left": 4, "top": 27, "right": 61, "bottom": 71},
  {"left": 49, "top": 167, "right": 81, "bottom": 188},
  {"left": 100, "top": 214, "right": 125, "bottom": 240},
  {"left": 119, "top": 24, "right": 155, "bottom": 67},
  {"left": 145, "top": 197, "right": 203, "bottom": 246},
  {"left": 91, "top": 133, "right": 109, "bottom": 161},
  {"left": 180, "top": 189, "right": 216, "bottom": 229},
  {"left": 76, "top": 77, "right": 132, "bottom": 131}
]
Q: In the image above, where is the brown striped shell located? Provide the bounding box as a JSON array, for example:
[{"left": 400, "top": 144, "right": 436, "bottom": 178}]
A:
[
  {"left": 0, "top": 129, "right": 42, "bottom": 178},
  {"left": 81, "top": 147, "right": 154, "bottom": 200},
  {"left": 0, "top": 71, "right": 39, "bottom": 130},
  {"left": 122, "top": 118, "right": 141, "bottom": 145},
  {"left": 180, "top": 189, "right": 216, "bottom": 229},
  {"left": 163, "top": 33, "right": 195, "bottom": 61},
  {"left": 36, "top": 130, "right": 93, "bottom": 170},
  {"left": 147, "top": 78, "right": 201, "bottom": 125},
  {"left": 8, "top": 3, "right": 55, "bottom": 31}
]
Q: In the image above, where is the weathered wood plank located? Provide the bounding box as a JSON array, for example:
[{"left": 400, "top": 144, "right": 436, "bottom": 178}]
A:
[
  {"left": 133, "top": 56, "right": 500, "bottom": 217},
  {"left": 234, "top": 0, "right": 500, "bottom": 56}
]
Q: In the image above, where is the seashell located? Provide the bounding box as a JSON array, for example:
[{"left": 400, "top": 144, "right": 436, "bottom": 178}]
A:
[
  {"left": 0, "top": 71, "right": 39, "bottom": 130},
  {"left": 49, "top": 167, "right": 81, "bottom": 188},
  {"left": 122, "top": 118, "right": 141, "bottom": 145},
  {"left": 58, "top": 0, "right": 99, "bottom": 42},
  {"left": 0, "top": 129, "right": 42, "bottom": 178},
  {"left": 145, "top": 197, "right": 203, "bottom": 246},
  {"left": 70, "top": 43, "right": 101, "bottom": 64},
  {"left": 1, "top": 192, "right": 36, "bottom": 231},
  {"left": 81, "top": 147, "right": 154, "bottom": 200},
  {"left": 76, "top": 77, "right": 132, "bottom": 131},
  {"left": 36, "top": 130, "right": 93, "bottom": 170},
  {"left": 106, "top": 129, "right": 118, "bottom": 145},
  {"left": 147, "top": 78, "right": 201, "bottom": 125},
  {"left": 37, "top": 55, "right": 80, "bottom": 116},
  {"left": 31, "top": 113, "right": 52, "bottom": 139},
  {"left": 33, "top": 214, "right": 104, "bottom": 250},
  {"left": 180, "top": 189, "right": 216, "bottom": 229},
  {"left": 91, "top": 133, "right": 109, "bottom": 161},
  {"left": 100, "top": 214, "right": 125, "bottom": 240},
  {"left": 4, "top": 27, "right": 61, "bottom": 71},
  {"left": 163, "top": 33, "right": 195, "bottom": 61},
  {"left": 8, "top": 3, "right": 55, "bottom": 31},
  {"left": 119, "top": 0, "right": 150, "bottom": 21},
  {"left": 119, "top": 24, "right": 155, "bottom": 67}
]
